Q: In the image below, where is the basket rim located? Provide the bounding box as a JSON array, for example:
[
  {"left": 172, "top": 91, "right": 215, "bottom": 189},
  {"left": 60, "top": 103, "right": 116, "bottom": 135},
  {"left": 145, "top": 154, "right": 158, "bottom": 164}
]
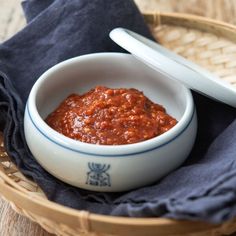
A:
[
  {"left": 144, "top": 11, "right": 236, "bottom": 42},
  {"left": 0, "top": 171, "right": 219, "bottom": 235},
  {"left": 1, "top": 11, "right": 236, "bottom": 235},
  {"left": 144, "top": 11, "right": 236, "bottom": 29}
]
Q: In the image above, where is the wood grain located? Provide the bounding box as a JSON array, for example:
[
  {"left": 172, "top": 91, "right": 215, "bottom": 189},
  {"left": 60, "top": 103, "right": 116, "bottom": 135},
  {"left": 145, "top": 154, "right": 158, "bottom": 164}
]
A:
[
  {"left": 0, "top": 0, "right": 25, "bottom": 42},
  {"left": 0, "top": 0, "right": 236, "bottom": 236},
  {"left": 0, "top": 197, "right": 52, "bottom": 236}
]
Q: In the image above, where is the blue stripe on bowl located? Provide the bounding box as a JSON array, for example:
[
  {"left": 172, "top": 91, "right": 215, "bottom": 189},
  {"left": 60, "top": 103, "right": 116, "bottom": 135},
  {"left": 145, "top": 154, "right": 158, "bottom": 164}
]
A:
[{"left": 26, "top": 102, "right": 195, "bottom": 157}]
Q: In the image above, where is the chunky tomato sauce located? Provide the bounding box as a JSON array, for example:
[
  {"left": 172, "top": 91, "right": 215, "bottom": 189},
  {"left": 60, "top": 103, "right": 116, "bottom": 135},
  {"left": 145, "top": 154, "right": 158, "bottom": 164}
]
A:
[{"left": 45, "top": 86, "right": 177, "bottom": 145}]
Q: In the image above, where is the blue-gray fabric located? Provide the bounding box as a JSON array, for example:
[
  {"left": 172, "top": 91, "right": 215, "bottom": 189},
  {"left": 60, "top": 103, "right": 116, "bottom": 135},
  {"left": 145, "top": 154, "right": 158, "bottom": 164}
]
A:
[{"left": 0, "top": 0, "right": 236, "bottom": 224}]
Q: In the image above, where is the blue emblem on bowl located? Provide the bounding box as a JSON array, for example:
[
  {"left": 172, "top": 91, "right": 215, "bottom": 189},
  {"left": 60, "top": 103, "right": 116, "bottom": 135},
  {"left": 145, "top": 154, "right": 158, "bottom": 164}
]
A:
[{"left": 86, "top": 162, "right": 111, "bottom": 187}]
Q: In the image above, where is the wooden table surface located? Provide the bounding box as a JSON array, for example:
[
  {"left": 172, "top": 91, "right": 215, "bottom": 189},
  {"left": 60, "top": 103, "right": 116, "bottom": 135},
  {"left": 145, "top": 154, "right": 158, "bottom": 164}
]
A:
[{"left": 0, "top": 0, "right": 236, "bottom": 235}]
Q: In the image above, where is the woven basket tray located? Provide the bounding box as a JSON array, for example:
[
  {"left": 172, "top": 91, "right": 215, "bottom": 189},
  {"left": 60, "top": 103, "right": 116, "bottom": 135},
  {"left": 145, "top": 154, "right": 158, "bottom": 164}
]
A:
[{"left": 0, "top": 12, "right": 236, "bottom": 236}]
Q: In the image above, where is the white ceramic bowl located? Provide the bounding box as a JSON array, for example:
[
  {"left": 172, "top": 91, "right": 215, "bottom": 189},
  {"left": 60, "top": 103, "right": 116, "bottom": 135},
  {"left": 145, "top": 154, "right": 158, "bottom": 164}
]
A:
[{"left": 24, "top": 53, "right": 197, "bottom": 192}]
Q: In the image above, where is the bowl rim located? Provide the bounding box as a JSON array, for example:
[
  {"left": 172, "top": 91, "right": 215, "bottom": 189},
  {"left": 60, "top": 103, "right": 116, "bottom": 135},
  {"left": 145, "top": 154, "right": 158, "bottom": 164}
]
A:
[{"left": 26, "top": 52, "right": 195, "bottom": 156}]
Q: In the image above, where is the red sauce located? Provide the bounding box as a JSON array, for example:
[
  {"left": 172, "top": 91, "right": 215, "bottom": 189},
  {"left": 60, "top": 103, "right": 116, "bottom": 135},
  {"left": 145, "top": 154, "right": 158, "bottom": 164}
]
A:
[{"left": 45, "top": 86, "right": 177, "bottom": 145}]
